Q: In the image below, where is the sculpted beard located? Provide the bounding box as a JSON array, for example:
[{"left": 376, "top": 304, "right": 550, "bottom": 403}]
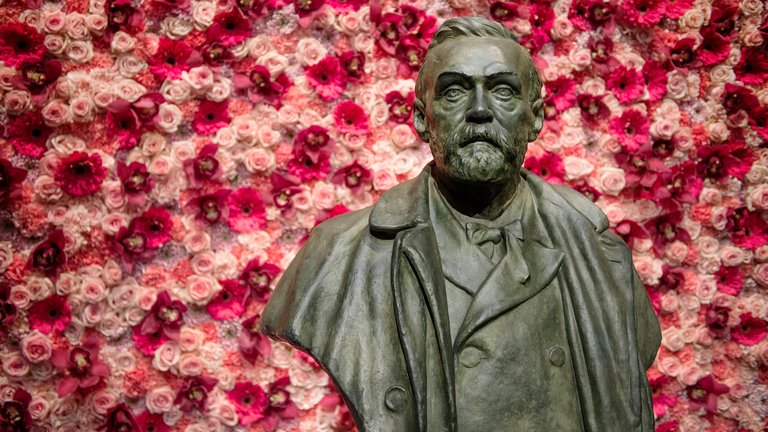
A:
[{"left": 432, "top": 123, "right": 527, "bottom": 184}]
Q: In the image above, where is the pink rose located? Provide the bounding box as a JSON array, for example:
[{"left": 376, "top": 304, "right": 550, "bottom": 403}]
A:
[
  {"left": 140, "top": 133, "right": 166, "bottom": 156},
  {"left": 550, "top": 17, "right": 573, "bottom": 40},
  {"left": 2, "top": 352, "right": 29, "bottom": 377},
  {"left": 28, "top": 395, "right": 51, "bottom": 420},
  {"left": 753, "top": 263, "right": 768, "bottom": 288},
  {"left": 740, "top": 0, "right": 764, "bottom": 15},
  {"left": 70, "top": 96, "right": 94, "bottom": 122},
  {"left": 748, "top": 185, "right": 768, "bottom": 210},
  {"left": 596, "top": 167, "right": 626, "bottom": 195},
  {"left": 44, "top": 34, "right": 66, "bottom": 55},
  {"left": 110, "top": 31, "right": 135, "bottom": 52},
  {"left": 374, "top": 58, "right": 397, "bottom": 80},
  {"left": 711, "top": 206, "right": 728, "bottom": 230},
  {"left": 179, "top": 327, "right": 202, "bottom": 352},
  {"left": 124, "top": 307, "right": 145, "bottom": 326},
  {"left": 649, "top": 120, "right": 678, "bottom": 140},
  {"left": 85, "top": 14, "right": 107, "bottom": 32},
  {"left": 258, "top": 52, "right": 289, "bottom": 77},
  {"left": 390, "top": 124, "right": 417, "bottom": 149},
  {"left": 538, "top": 132, "right": 561, "bottom": 152},
  {"left": 186, "top": 275, "right": 219, "bottom": 305},
  {"left": 42, "top": 10, "right": 66, "bottom": 33},
  {"left": 153, "top": 342, "right": 181, "bottom": 371},
  {"left": 65, "top": 40, "right": 94, "bottom": 63},
  {"left": 178, "top": 353, "right": 205, "bottom": 376},
  {"left": 243, "top": 148, "right": 274, "bottom": 173},
  {"left": 563, "top": 156, "right": 594, "bottom": 180},
  {"left": 312, "top": 183, "right": 337, "bottom": 210},
  {"left": 339, "top": 133, "right": 367, "bottom": 151},
  {"left": 678, "top": 364, "right": 702, "bottom": 386},
  {"left": 100, "top": 213, "right": 128, "bottom": 236},
  {"left": 183, "top": 231, "right": 210, "bottom": 254},
  {"left": 720, "top": 245, "right": 746, "bottom": 266},
  {"left": 191, "top": 251, "right": 215, "bottom": 275},
  {"left": 665, "top": 241, "right": 689, "bottom": 265},
  {"left": 5, "top": 90, "right": 32, "bottom": 115},
  {"left": 160, "top": 80, "right": 192, "bottom": 103},
  {"left": 26, "top": 277, "right": 53, "bottom": 301},
  {"left": 337, "top": 13, "right": 361, "bottom": 33},
  {"left": 292, "top": 190, "right": 313, "bottom": 211},
  {"left": 21, "top": 330, "right": 53, "bottom": 363},
  {"left": 373, "top": 168, "right": 397, "bottom": 191},
  {"left": 569, "top": 48, "right": 592, "bottom": 69},
  {"left": 136, "top": 288, "right": 157, "bottom": 311},
  {"left": 257, "top": 125, "right": 280, "bottom": 147},
  {"left": 191, "top": 1, "right": 215, "bottom": 28},
  {"left": 93, "top": 90, "right": 116, "bottom": 109},
  {"left": 65, "top": 14, "right": 89, "bottom": 39},
  {"left": 80, "top": 276, "right": 107, "bottom": 302},
  {"left": 296, "top": 38, "right": 327, "bottom": 66},
  {"left": 82, "top": 302, "right": 104, "bottom": 326},
  {"left": 0, "top": 243, "right": 12, "bottom": 274},
  {"left": 679, "top": 293, "right": 701, "bottom": 312},
  {"left": 41, "top": 99, "right": 72, "bottom": 127},
  {"left": 9, "top": 285, "right": 32, "bottom": 309},
  {"left": 102, "top": 260, "right": 123, "bottom": 286},
  {"left": 90, "top": 390, "right": 119, "bottom": 415},
  {"left": 182, "top": 66, "right": 214, "bottom": 92},
  {"left": 146, "top": 386, "right": 176, "bottom": 413},
  {"left": 148, "top": 154, "right": 174, "bottom": 176},
  {"left": 680, "top": 8, "right": 705, "bottom": 29}
]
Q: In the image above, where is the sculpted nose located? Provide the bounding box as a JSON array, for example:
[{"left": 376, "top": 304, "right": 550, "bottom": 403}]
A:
[{"left": 466, "top": 90, "right": 493, "bottom": 124}]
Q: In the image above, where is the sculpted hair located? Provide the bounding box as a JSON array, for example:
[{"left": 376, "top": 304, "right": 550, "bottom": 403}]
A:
[{"left": 415, "top": 17, "right": 543, "bottom": 106}]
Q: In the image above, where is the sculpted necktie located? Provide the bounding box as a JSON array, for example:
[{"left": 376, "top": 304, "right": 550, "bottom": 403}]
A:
[{"left": 465, "top": 223, "right": 505, "bottom": 264}]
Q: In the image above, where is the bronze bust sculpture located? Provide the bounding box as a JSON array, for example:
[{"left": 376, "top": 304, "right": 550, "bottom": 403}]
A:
[{"left": 262, "top": 16, "right": 661, "bottom": 431}]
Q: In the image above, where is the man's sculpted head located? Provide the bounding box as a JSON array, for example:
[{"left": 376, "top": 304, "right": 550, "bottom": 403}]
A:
[{"left": 414, "top": 17, "right": 544, "bottom": 186}]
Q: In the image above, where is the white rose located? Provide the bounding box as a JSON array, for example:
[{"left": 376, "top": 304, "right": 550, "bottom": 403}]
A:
[
  {"left": 156, "top": 103, "right": 183, "bottom": 133},
  {"left": 161, "top": 79, "right": 193, "bottom": 104},
  {"left": 596, "top": 167, "right": 626, "bottom": 195},
  {"left": 146, "top": 386, "right": 176, "bottom": 413},
  {"left": 191, "top": 1, "right": 216, "bottom": 29},
  {"left": 110, "top": 31, "right": 135, "bottom": 53},
  {"left": 563, "top": 156, "right": 594, "bottom": 180},
  {"left": 65, "top": 40, "right": 94, "bottom": 64},
  {"left": 296, "top": 38, "right": 327, "bottom": 66},
  {"left": 153, "top": 342, "right": 181, "bottom": 371}
]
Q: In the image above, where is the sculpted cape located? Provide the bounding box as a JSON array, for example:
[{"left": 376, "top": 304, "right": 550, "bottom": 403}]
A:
[{"left": 261, "top": 166, "right": 662, "bottom": 431}]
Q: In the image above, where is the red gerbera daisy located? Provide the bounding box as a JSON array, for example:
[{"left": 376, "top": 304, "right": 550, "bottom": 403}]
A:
[
  {"left": 227, "top": 382, "right": 269, "bottom": 426},
  {"left": 54, "top": 151, "right": 107, "bottom": 197},
  {"left": 287, "top": 149, "right": 331, "bottom": 181},
  {"left": 0, "top": 23, "right": 45, "bottom": 68},
  {"left": 525, "top": 152, "right": 565, "bottom": 184},
  {"left": 51, "top": 335, "right": 110, "bottom": 397},
  {"left": 207, "top": 8, "right": 252, "bottom": 47},
  {"left": 27, "top": 295, "right": 72, "bottom": 335},
  {"left": 609, "top": 109, "right": 649, "bottom": 153},
  {"left": 227, "top": 188, "right": 266, "bottom": 233},
  {"left": 664, "top": 0, "right": 693, "bottom": 19},
  {"left": 206, "top": 279, "right": 246, "bottom": 320},
  {"left": 0, "top": 159, "right": 27, "bottom": 204},
  {"left": 6, "top": 111, "right": 53, "bottom": 159},
  {"left": 642, "top": 61, "right": 668, "bottom": 103},
  {"left": 149, "top": 38, "right": 202, "bottom": 80},
  {"left": 606, "top": 65, "right": 645, "bottom": 104},
  {"left": 333, "top": 100, "right": 369, "bottom": 134},
  {"left": 544, "top": 76, "right": 577, "bottom": 113},
  {"left": 306, "top": 56, "right": 348, "bottom": 101},
  {"left": 698, "top": 27, "right": 731, "bottom": 67},
  {"left": 734, "top": 47, "right": 768, "bottom": 86},
  {"left": 193, "top": 100, "right": 230, "bottom": 135},
  {"left": 714, "top": 265, "right": 743, "bottom": 296},
  {"left": 97, "top": 403, "right": 139, "bottom": 432},
  {"left": 27, "top": 229, "right": 67, "bottom": 278},
  {"left": 134, "top": 411, "right": 170, "bottom": 432},
  {"left": 731, "top": 313, "right": 768, "bottom": 346},
  {"left": 133, "top": 206, "right": 173, "bottom": 249},
  {"left": 620, "top": 0, "right": 664, "bottom": 28}
]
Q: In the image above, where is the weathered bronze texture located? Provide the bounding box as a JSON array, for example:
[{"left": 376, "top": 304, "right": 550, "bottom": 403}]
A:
[{"left": 262, "top": 16, "right": 661, "bottom": 432}]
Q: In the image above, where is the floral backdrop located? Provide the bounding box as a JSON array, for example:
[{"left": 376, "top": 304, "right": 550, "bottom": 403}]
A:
[{"left": 0, "top": 0, "right": 767, "bottom": 429}]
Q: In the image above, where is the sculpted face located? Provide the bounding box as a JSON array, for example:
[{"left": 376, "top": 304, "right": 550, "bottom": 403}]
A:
[{"left": 414, "top": 37, "right": 543, "bottom": 185}]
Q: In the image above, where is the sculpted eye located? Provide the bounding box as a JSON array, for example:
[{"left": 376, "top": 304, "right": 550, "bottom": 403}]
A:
[
  {"left": 493, "top": 86, "right": 515, "bottom": 99},
  {"left": 443, "top": 87, "right": 464, "bottom": 101}
]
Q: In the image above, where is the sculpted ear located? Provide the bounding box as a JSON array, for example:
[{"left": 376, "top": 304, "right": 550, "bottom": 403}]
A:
[
  {"left": 528, "top": 98, "right": 544, "bottom": 142},
  {"left": 413, "top": 98, "right": 429, "bottom": 143}
]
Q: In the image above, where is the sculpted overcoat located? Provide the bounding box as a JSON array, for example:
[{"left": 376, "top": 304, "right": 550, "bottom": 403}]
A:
[{"left": 261, "top": 165, "right": 662, "bottom": 432}]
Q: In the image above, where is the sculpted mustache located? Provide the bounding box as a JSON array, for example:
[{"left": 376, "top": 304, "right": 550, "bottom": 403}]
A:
[{"left": 446, "top": 125, "right": 513, "bottom": 149}]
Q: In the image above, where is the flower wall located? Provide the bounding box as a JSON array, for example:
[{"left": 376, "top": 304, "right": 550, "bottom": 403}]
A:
[{"left": 0, "top": 0, "right": 767, "bottom": 430}]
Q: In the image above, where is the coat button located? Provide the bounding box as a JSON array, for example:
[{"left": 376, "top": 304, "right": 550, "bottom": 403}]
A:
[
  {"left": 385, "top": 385, "right": 408, "bottom": 412},
  {"left": 548, "top": 346, "right": 565, "bottom": 367},
  {"left": 459, "top": 347, "right": 482, "bottom": 368}
]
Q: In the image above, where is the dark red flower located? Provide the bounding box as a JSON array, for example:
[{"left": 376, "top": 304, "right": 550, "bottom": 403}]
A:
[
  {"left": 577, "top": 93, "right": 610, "bottom": 124},
  {"left": 525, "top": 152, "right": 565, "bottom": 184},
  {"left": 647, "top": 161, "right": 701, "bottom": 205},
  {"left": 54, "top": 151, "right": 107, "bottom": 197},
  {"left": 227, "top": 188, "right": 266, "bottom": 233},
  {"left": 113, "top": 222, "right": 154, "bottom": 269},
  {"left": 588, "top": 36, "right": 614, "bottom": 64},
  {"left": 12, "top": 59, "right": 62, "bottom": 104},
  {"left": 0, "top": 388, "right": 32, "bottom": 431},
  {"left": 153, "top": 0, "right": 190, "bottom": 10},
  {"left": 620, "top": 0, "right": 663, "bottom": 28},
  {"left": 609, "top": 109, "right": 649, "bottom": 152},
  {"left": 395, "top": 36, "right": 427, "bottom": 72},
  {"left": 0, "top": 159, "right": 27, "bottom": 204},
  {"left": 376, "top": 13, "right": 403, "bottom": 55},
  {"left": 106, "top": 100, "right": 142, "bottom": 150},
  {"left": 233, "top": 66, "right": 291, "bottom": 107},
  {"left": 521, "top": 5, "right": 554, "bottom": 51},
  {"left": 313, "top": 204, "right": 350, "bottom": 229},
  {"left": 333, "top": 100, "right": 369, "bottom": 134},
  {"left": 385, "top": 91, "right": 415, "bottom": 124},
  {"left": 726, "top": 207, "right": 768, "bottom": 249},
  {"left": 606, "top": 65, "right": 645, "bottom": 104},
  {"left": 175, "top": 376, "right": 218, "bottom": 412},
  {"left": 573, "top": 181, "right": 601, "bottom": 202},
  {"left": 149, "top": 38, "right": 202, "bottom": 80},
  {"left": 748, "top": 106, "right": 768, "bottom": 142},
  {"left": 698, "top": 27, "right": 730, "bottom": 67},
  {"left": 722, "top": 83, "right": 759, "bottom": 116},
  {"left": 240, "top": 258, "right": 281, "bottom": 303},
  {"left": 0, "top": 23, "right": 45, "bottom": 68},
  {"left": 686, "top": 375, "right": 729, "bottom": 413},
  {"left": 104, "top": 0, "right": 145, "bottom": 35},
  {"left": 27, "top": 295, "right": 71, "bottom": 335},
  {"left": 259, "top": 377, "right": 299, "bottom": 431},
  {"left": 202, "top": 41, "right": 234, "bottom": 66},
  {"left": 669, "top": 37, "right": 697, "bottom": 68},
  {"left": 117, "top": 161, "right": 154, "bottom": 206},
  {"left": 731, "top": 313, "right": 767, "bottom": 346},
  {"left": 544, "top": 77, "right": 577, "bottom": 115},
  {"left": 339, "top": 51, "right": 365, "bottom": 81},
  {"left": 139, "top": 290, "right": 187, "bottom": 341},
  {"left": 644, "top": 210, "right": 690, "bottom": 254},
  {"left": 569, "top": 0, "right": 614, "bottom": 31},
  {"left": 183, "top": 144, "right": 222, "bottom": 188},
  {"left": 490, "top": 1, "right": 523, "bottom": 22},
  {"left": 294, "top": 125, "right": 332, "bottom": 160},
  {"left": 27, "top": 229, "right": 67, "bottom": 278},
  {"left": 51, "top": 335, "right": 110, "bottom": 397},
  {"left": 705, "top": 304, "right": 730, "bottom": 337},
  {"left": 327, "top": 0, "right": 364, "bottom": 11},
  {"left": 132, "top": 92, "right": 165, "bottom": 125},
  {"left": 734, "top": 47, "right": 768, "bottom": 86},
  {"left": 710, "top": 4, "right": 738, "bottom": 36},
  {"left": 615, "top": 141, "right": 669, "bottom": 191},
  {"left": 206, "top": 279, "right": 246, "bottom": 320},
  {"left": 332, "top": 160, "right": 371, "bottom": 190},
  {"left": 193, "top": 100, "right": 230, "bottom": 135},
  {"left": 612, "top": 219, "right": 650, "bottom": 250},
  {"left": 696, "top": 142, "right": 754, "bottom": 182},
  {"left": 186, "top": 189, "right": 232, "bottom": 225},
  {"left": 306, "top": 56, "right": 348, "bottom": 101},
  {"left": 287, "top": 149, "right": 331, "bottom": 181},
  {"left": 238, "top": 314, "right": 273, "bottom": 363},
  {"left": 207, "top": 8, "right": 252, "bottom": 46},
  {"left": 269, "top": 172, "right": 303, "bottom": 215},
  {"left": 0, "top": 283, "right": 18, "bottom": 327},
  {"left": 135, "top": 411, "right": 170, "bottom": 432},
  {"left": 642, "top": 61, "right": 668, "bottom": 102},
  {"left": 131, "top": 322, "right": 168, "bottom": 356},
  {"left": 97, "top": 403, "right": 138, "bottom": 432},
  {"left": 293, "top": 0, "right": 325, "bottom": 17},
  {"left": 227, "top": 381, "right": 268, "bottom": 426},
  {"left": 6, "top": 111, "right": 53, "bottom": 159},
  {"left": 715, "top": 265, "right": 743, "bottom": 296},
  {"left": 133, "top": 206, "right": 173, "bottom": 249},
  {"left": 650, "top": 375, "right": 677, "bottom": 418}
]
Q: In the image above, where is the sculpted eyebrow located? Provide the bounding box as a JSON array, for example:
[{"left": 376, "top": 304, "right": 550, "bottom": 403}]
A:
[{"left": 435, "top": 72, "right": 472, "bottom": 93}]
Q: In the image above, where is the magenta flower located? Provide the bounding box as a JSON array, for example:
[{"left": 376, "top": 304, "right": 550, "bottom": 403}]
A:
[
  {"left": 490, "top": 1, "right": 523, "bottom": 23},
  {"left": 686, "top": 375, "right": 729, "bottom": 414},
  {"left": 609, "top": 109, "right": 649, "bottom": 153},
  {"left": 306, "top": 56, "right": 348, "bottom": 101},
  {"left": 731, "top": 313, "right": 768, "bottom": 346},
  {"left": 385, "top": 91, "right": 415, "bottom": 124},
  {"left": 646, "top": 161, "right": 701, "bottom": 205},
  {"left": 544, "top": 77, "right": 577, "bottom": 113},
  {"left": 649, "top": 375, "right": 677, "bottom": 418},
  {"left": 149, "top": 38, "right": 201, "bottom": 80},
  {"left": 606, "top": 65, "right": 645, "bottom": 105},
  {"left": 576, "top": 93, "right": 610, "bottom": 124},
  {"left": 27, "top": 229, "right": 67, "bottom": 278},
  {"left": 193, "top": 100, "right": 230, "bottom": 135},
  {"left": 293, "top": 0, "right": 325, "bottom": 17},
  {"left": 339, "top": 51, "right": 365, "bottom": 81},
  {"left": 332, "top": 160, "right": 372, "bottom": 190},
  {"left": 705, "top": 304, "right": 730, "bottom": 337},
  {"left": 12, "top": 59, "right": 62, "bottom": 104},
  {"left": 232, "top": 66, "right": 291, "bottom": 107},
  {"left": 395, "top": 36, "right": 427, "bottom": 72},
  {"left": 0, "top": 283, "right": 18, "bottom": 327},
  {"left": 186, "top": 189, "right": 232, "bottom": 225},
  {"left": 569, "top": 0, "right": 615, "bottom": 31},
  {"left": 269, "top": 172, "right": 303, "bottom": 215},
  {"left": 293, "top": 125, "right": 333, "bottom": 161},
  {"left": 726, "top": 207, "right": 768, "bottom": 249},
  {"left": 240, "top": 258, "right": 281, "bottom": 304},
  {"left": 259, "top": 377, "right": 300, "bottom": 431},
  {"left": 620, "top": 0, "right": 664, "bottom": 28},
  {"left": 376, "top": 13, "right": 403, "bottom": 55},
  {"left": 333, "top": 100, "right": 369, "bottom": 134},
  {"left": 106, "top": 99, "right": 142, "bottom": 150},
  {"left": 117, "top": 161, "right": 155, "bottom": 207},
  {"left": 698, "top": 27, "right": 731, "bottom": 67},
  {"left": 642, "top": 61, "right": 668, "bottom": 102},
  {"left": 114, "top": 223, "right": 154, "bottom": 271},
  {"left": 734, "top": 47, "right": 768, "bottom": 86},
  {"left": 104, "top": 0, "right": 145, "bottom": 35},
  {"left": 206, "top": 279, "right": 247, "bottom": 320},
  {"left": 97, "top": 403, "right": 139, "bottom": 432},
  {"left": 714, "top": 265, "right": 743, "bottom": 296},
  {"left": 227, "top": 381, "right": 268, "bottom": 426},
  {"left": 207, "top": 8, "right": 252, "bottom": 46},
  {"left": 0, "top": 387, "right": 32, "bottom": 431},
  {"left": 238, "top": 314, "right": 273, "bottom": 363},
  {"left": 6, "top": 111, "right": 53, "bottom": 159},
  {"left": 287, "top": 149, "right": 331, "bottom": 181},
  {"left": 28, "top": 295, "right": 72, "bottom": 335},
  {"left": 0, "top": 158, "right": 27, "bottom": 204},
  {"left": 525, "top": 152, "right": 565, "bottom": 184},
  {"left": 644, "top": 210, "right": 690, "bottom": 254},
  {"left": 175, "top": 376, "right": 219, "bottom": 412},
  {"left": 696, "top": 142, "right": 754, "bottom": 182},
  {"left": 51, "top": 335, "right": 110, "bottom": 397},
  {"left": 138, "top": 290, "right": 188, "bottom": 341},
  {"left": 227, "top": 188, "right": 266, "bottom": 233},
  {"left": 669, "top": 37, "right": 697, "bottom": 68},
  {"left": 132, "top": 206, "right": 173, "bottom": 249},
  {"left": 135, "top": 411, "right": 170, "bottom": 432},
  {"left": 54, "top": 151, "right": 107, "bottom": 197},
  {"left": 183, "top": 144, "right": 222, "bottom": 188},
  {"left": 0, "top": 23, "right": 45, "bottom": 68},
  {"left": 612, "top": 220, "right": 650, "bottom": 250}
]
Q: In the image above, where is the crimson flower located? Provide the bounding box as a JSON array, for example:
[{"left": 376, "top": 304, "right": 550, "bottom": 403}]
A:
[
  {"left": 233, "top": 0, "right": 267, "bottom": 18},
  {"left": 175, "top": 376, "right": 219, "bottom": 412},
  {"left": 104, "top": 0, "right": 145, "bottom": 35},
  {"left": 12, "top": 59, "right": 62, "bottom": 104},
  {"left": 227, "top": 188, "right": 266, "bottom": 233},
  {"left": 327, "top": 0, "right": 365, "bottom": 11},
  {"left": 183, "top": 144, "right": 222, "bottom": 188},
  {"left": 669, "top": 37, "right": 697, "bottom": 69},
  {"left": 726, "top": 207, "right": 768, "bottom": 249},
  {"left": 259, "top": 377, "right": 300, "bottom": 431},
  {"left": 233, "top": 66, "right": 291, "bottom": 107},
  {"left": 333, "top": 100, "right": 369, "bottom": 134},
  {"left": 522, "top": 5, "right": 554, "bottom": 51},
  {"left": 395, "top": 36, "right": 427, "bottom": 72},
  {"left": 646, "top": 161, "right": 701, "bottom": 205},
  {"left": 620, "top": 0, "right": 663, "bottom": 28},
  {"left": 306, "top": 56, "right": 348, "bottom": 101},
  {"left": 339, "top": 51, "right": 365, "bottom": 81},
  {"left": 206, "top": 279, "right": 246, "bottom": 320},
  {"left": 133, "top": 206, "right": 173, "bottom": 249},
  {"left": 202, "top": 41, "right": 234, "bottom": 66},
  {"left": 139, "top": 290, "right": 187, "bottom": 341},
  {"left": 376, "top": 13, "right": 403, "bottom": 55},
  {"left": 577, "top": 93, "right": 610, "bottom": 124},
  {"left": 696, "top": 142, "right": 754, "bottom": 182},
  {"left": 135, "top": 411, "right": 169, "bottom": 432},
  {"left": 0, "top": 388, "right": 32, "bottom": 431},
  {"left": 227, "top": 381, "right": 268, "bottom": 426},
  {"left": 544, "top": 76, "right": 577, "bottom": 115},
  {"left": 612, "top": 220, "right": 650, "bottom": 250},
  {"left": 117, "top": 161, "right": 154, "bottom": 206},
  {"left": 606, "top": 65, "right": 645, "bottom": 105},
  {"left": 698, "top": 27, "right": 730, "bottom": 67},
  {"left": 714, "top": 265, "right": 743, "bottom": 296},
  {"left": 294, "top": 125, "right": 332, "bottom": 160},
  {"left": 569, "top": 0, "right": 614, "bottom": 31},
  {"left": 734, "top": 47, "right": 768, "bottom": 86},
  {"left": 149, "top": 38, "right": 202, "bottom": 80},
  {"left": 132, "top": 92, "right": 164, "bottom": 125},
  {"left": 0, "top": 283, "right": 18, "bottom": 328},
  {"left": 269, "top": 172, "right": 303, "bottom": 215},
  {"left": 588, "top": 37, "right": 614, "bottom": 66},
  {"left": 27, "top": 295, "right": 71, "bottom": 335},
  {"left": 193, "top": 100, "right": 230, "bottom": 135},
  {"left": 664, "top": 0, "right": 693, "bottom": 19},
  {"left": 27, "top": 229, "right": 67, "bottom": 278},
  {"left": 97, "top": 403, "right": 138, "bottom": 432},
  {"left": 6, "top": 111, "right": 53, "bottom": 159},
  {"left": 748, "top": 106, "right": 768, "bottom": 141},
  {"left": 207, "top": 8, "right": 252, "bottom": 46},
  {"left": 642, "top": 61, "right": 668, "bottom": 102},
  {"left": 490, "top": 1, "right": 524, "bottom": 22},
  {"left": 705, "top": 304, "right": 730, "bottom": 337},
  {"left": 710, "top": 4, "right": 738, "bottom": 35},
  {"left": 106, "top": 100, "right": 142, "bottom": 150},
  {"left": 722, "top": 84, "right": 759, "bottom": 116},
  {"left": 643, "top": 210, "right": 690, "bottom": 254},
  {"left": 525, "top": 152, "right": 565, "bottom": 184},
  {"left": 731, "top": 313, "right": 768, "bottom": 346},
  {"left": 238, "top": 314, "right": 273, "bottom": 363},
  {"left": 186, "top": 189, "right": 232, "bottom": 225},
  {"left": 615, "top": 141, "right": 669, "bottom": 191},
  {"left": 113, "top": 223, "right": 154, "bottom": 270},
  {"left": 386, "top": 91, "right": 415, "bottom": 124},
  {"left": 0, "top": 23, "right": 45, "bottom": 68},
  {"left": 287, "top": 149, "right": 331, "bottom": 181},
  {"left": 686, "top": 375, "right": 729, "bottom": 414},
  {"left": 54, "top": 151, "right": 107, "bottom": 197},
  {"left": 573, "top": 182, "right": 601, "bottom": 202},
  {"left": 0, "top": 159, "right": 27, "bottom": 204},
  {"left": 51, "top": 335, "right": 110, "bottom": 397},
  {"left": 240, "top": 258, "right": 281, "bottom": 303},
  {"left": 293, "top": 0, "right": 325, "bottom": 17},
  {"left": 609, "top": 109, "right": 649, "bottom": 152},
  {"left": 332, "top": 160, "right": 372, "bottom": 190},
  {"left": 650, "top": 375, "right": 677, "bottom": 418}
]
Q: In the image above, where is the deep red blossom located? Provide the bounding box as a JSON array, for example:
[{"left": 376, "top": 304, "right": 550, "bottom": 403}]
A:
[
  {"left": 27, "top": 229, "right": 67, "bottom": 278},
  {"left": 202, "top": 41, "right": 234, "bottom": 66},
  {"left": 149, "top": 38, "right": 202, "bottom": 80},
  {"left": 332, "top": 160, "right": 372, "bottom": 190},
  {"left": 376, "top": 13, "right": 403, "bottom": 55},
  {"left": 133, "top": 206, "right": 173, "bottom": 249},
  {"left": 113, "top": 222, "right": 155, "bottom": 269},
  {"left": 287, "top": 149, "right": 331, "bottom": 181},
  {"left": 240, "top": 258, "right": 281, "bottom": 303},
  {"left": 339, "top": 51, "right": 366, "bottom": 81},
  {"left": 259, "top": 377, "right": 300, "bottom": 431},
  {"left": 327, "top": 0, "right": 365, "bottom": 11},
  {"left": 106, "top": 100, "right": 142, "bottom": 150},
  {"left": 385, "top": 91, "right": 415, "bottom": 124},
  {"left": 710, "top": 4, "right": 738, "bottom": 35},
  {"left": 722, "top": 83, "right": 759, "bottom": 116},
  {"left": 269, "top": 172, "right": 303, "bottom": 216},
  {"left": 0, "top": 159, "right": 27, "bottom": 204},
  {"left": 613, "top": 220, "right": 650, "bottom": 250},
  {"left": 748, "top": 106, "right": 768, "bottom": 141},
  {"left": 644, "top": 210, "right": 690, "bottom": 254},
  {"left": 698, "top": 27, "right": 731, "bottom": 67},
  {"left": 0, "top": 387, "right": 32, "bottom": 431},
  {"left": 227, "top": 382, "right": 268, "bottom": 426},
  {"left": 233, "top": 66, "right": 291, "bottom": 107},
  {"left": 117, "top": 161, "right": 154, "bottom": 207},
  {"left": 206, "top": 279, "right": 247, "bottom": 320},
  {"left": 731, "top": 313, "right": 768, "bottom": 346},
  {"left": 606, "top": 65, "right": 645, "bottom": 104},
  {"left": 647, "top": 161, "right": 701, "bottom": 205},
  {"left": 175, "top": 376, "right": 218, "bottom": 413},
  {"left": 333, "top": 101, "right": 369, "bottom": 134},
  {"left": 27, "top": 295, "right": 71, "bottom": 335},
  {"left": 544, "top": 77, "right": 577, "bottom": 115},
  {"left": 715, "top": 265, "right": 743, "bottom": 296},
  {"left": 490, "top": 1, "right": 524, "bottom": 22},
  {"left": 132, "top": 92, "right": 164, "bottom": 125},
  {"left": 620, "top": 0, "right": 663, "bottom": 28},
  {"left": 525, "top": 152, "right": 565, "bottom": 184},
  {"left": 0, "top": 283, "right": 18, "bottom": 328},
  {"left": 228, "top": 188, "right": 267, "bottom": 233},
  {"left": 518, "top": 5, "right": 553, "bottom": 51},
  {"left": 588, "top": 36, "right": 614, "bottom": 65},
  {"left": 668, "top": 37, "right": 697, "bottom": 69},
  {"left": 705, "top": 304, "right": 730, "bottom": 337},
  {"left": 314, "top": 203, "right": 351, "bottom": 228},
  {"left": 238, "top": 314, "right": 273, "bottom": 363},
  {"left": 183, "top": 144, "right": 222, "bottom": 188},
  {"left": 734, "top": 47, "right": 768, "bottom": 86},
  {"left": 609, "top": 109, "right": 649, "bottom": 153},
  {"left": 138, "top": 290, "right": 187, "bottom": 342},
  {"left": 294, "top": 125, "right": 332, "bottom": 161},
  {"left": 663, "top": 0, "right": 693, "bottom": 19},
  {"left": 395, "top": 36, "right": 427, "bottom": 72},
  {"left": 186, "top": 189, "right": 232, "bottom": 225},
  {"left": 293, "top": 0, "right": 325, "bottom": 17},
  {"left": 569, "top": 0, "right": 615, "bottom": 31},
  {"left": 193, "top": 100, "right": 230, "bottom": 135},
  {"left": 616, "top": 140, "right": 671, "bottom": 191},
  {"left": 51, "top": 335, "right": 110, "bottom": 397},
  {"left": 0, "top": 23, "right": 45, "bottom": 68},
  {"left": 232, "top": 0, "right": 267, "bottom": 18},
  {"left": 97, "top": 403, "right": 138, "bottom": 432},
  {"left": 573, "top": 182, "right": 601, "bottom": 202},
  {"left": 726, "top": 207, "right": 768, "bottom": 249},
  {"left": 104, "top": 0, "right": 145, "bottom": 35},
  {"left": 6, "top": 111, "right": 53, "bottom": 159},
  {"left": 12, "top": 59, "right": 62, "bottom": 104},
  {"left": 134, "top": 411, "right": 169, "bottom": 432},
  {"left": 207, "top": 8, "right": 252, "bottom": 46},
  {"left": 687, "top": 375, "right": 729, "bottom": 414},
  {"left": 696, "top": 142, "right": 754, "bottom": 182},
  {"left": 642, "top": 61, "right": 668, "bottom": 102},
  {"left": 55, "top": 151, "right": 107, "bottom": 197},
  {"left": 577, "top": 93, "right": 610, "bottom": 124},
  {"left": 306, "top": 56, "right": 348, "bottom": 101}
]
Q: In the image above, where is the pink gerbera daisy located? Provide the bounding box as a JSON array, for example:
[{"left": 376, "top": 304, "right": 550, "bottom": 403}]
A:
[
  {"left": 606, "top": 65, "right": 645, "bottom": 104},
  {"left": 333, "top": 100, "right": 369, "bottom": 134},
  {"left": 27, "top": 295, "right": 71, "bottom": 335},
  {"left": 207, "top": 8, "right": 252, "bottom": 46},
  {"left": 149, "top": 38, "right": 201, "bottom": 80},
  {"left": 54, "top": 151, "right": 107, "bottom": 197},
  {"left": 193, "top": 100, "right": 230, "bottom": 135},
  {"left": 306, "top": 56, "right": 348, "bottom": 101},
  {"left": 227, "top": 382, "right": 269, "bottom": 426},
  {"left": 731, "top": 313, "right": 768, "bottom": 346},
  {"left": 0, "top": 23, "right": 45, "bottom": 68},
  {"left": 620, "top": 0, "right": 664, "bottom": 28},
  {"left": 205, "top": 279, "right": 247, "bottom": 320},
  {"left": 609, "top": 109, "right": 649, "bottom": 152},
  {"left": 227, "top": 188, "right": 266, "bottom": 233}
]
